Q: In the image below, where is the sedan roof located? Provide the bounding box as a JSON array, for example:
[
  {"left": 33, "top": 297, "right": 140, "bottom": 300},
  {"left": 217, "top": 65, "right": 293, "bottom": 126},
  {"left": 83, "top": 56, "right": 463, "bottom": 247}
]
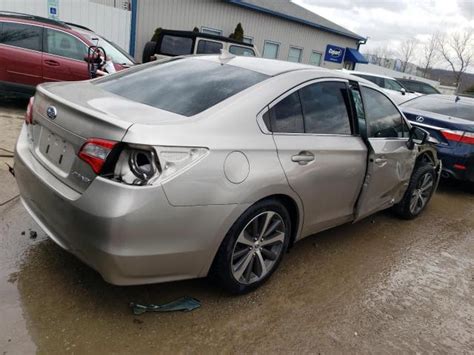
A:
[{"left": 196, "top": 55, "right": 343, "bottom": 77}]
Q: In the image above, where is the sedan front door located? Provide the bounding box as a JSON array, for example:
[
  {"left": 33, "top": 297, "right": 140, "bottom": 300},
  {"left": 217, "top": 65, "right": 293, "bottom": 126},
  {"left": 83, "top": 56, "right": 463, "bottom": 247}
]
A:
[
  {"left": 42, "top": 28, "right": 89, "bottom": 82},
  {"left": 354, "top": 85, "right": 417, "bottom": 221}
]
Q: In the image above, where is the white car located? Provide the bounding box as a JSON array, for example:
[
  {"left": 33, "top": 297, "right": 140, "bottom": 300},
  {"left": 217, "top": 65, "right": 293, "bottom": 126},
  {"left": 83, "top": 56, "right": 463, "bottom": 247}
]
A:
[{"left": 347, "top": 71, "right": 420, "bottom": 105}]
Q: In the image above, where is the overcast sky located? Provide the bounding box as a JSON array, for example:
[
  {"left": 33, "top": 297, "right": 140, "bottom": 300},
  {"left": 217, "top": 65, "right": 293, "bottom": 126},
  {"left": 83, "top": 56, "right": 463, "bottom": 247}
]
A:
[{"left": 293, "top": 0, "right": 474, "bottom": 59}]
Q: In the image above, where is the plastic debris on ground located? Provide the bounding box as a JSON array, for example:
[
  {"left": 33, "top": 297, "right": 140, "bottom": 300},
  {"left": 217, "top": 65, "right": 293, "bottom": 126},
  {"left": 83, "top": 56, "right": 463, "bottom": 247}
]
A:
[{"left": 130, "top": 296, "right": 201, "bottom": 315}]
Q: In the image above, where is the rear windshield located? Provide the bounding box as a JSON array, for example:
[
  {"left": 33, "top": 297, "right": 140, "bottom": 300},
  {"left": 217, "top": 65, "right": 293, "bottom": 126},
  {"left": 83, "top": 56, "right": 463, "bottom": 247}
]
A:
[
  {"left": 403, "top": 96, "right": 474, "bottom": 121},
  {"left": 96, "top": 58, "right": 269, "bottom": 116}
]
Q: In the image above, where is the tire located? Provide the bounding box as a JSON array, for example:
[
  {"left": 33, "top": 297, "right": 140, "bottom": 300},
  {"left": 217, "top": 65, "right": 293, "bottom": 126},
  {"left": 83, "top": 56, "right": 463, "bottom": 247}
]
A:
[
  {"left": 394, "top": 163, "right": 437, "bottom": 219},
  {"left": 212, "top": 199, "right": 291, "bottom": 294},
  {"left": 142, "top": 41, "right": 157, "bottom": 63}
]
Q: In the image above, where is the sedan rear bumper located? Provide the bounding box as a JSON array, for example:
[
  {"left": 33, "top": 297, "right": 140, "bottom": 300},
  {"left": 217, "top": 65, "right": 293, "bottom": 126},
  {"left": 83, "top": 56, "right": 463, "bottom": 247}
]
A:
[{"left": 15, "top": 125, "right": 247, "bottom": 285}]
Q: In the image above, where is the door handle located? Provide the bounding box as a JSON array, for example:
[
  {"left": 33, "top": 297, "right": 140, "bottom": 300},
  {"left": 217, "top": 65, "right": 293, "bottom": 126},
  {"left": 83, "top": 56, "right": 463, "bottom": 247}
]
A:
[
  {"left": 44, "top": 60, "right": 60, "bottom": 67},
  {"left": 374, "top": 158, "right": 387, "bottom": 166},
  {"left": 291, "top": 152, "right": 315, "bottom": 165}
]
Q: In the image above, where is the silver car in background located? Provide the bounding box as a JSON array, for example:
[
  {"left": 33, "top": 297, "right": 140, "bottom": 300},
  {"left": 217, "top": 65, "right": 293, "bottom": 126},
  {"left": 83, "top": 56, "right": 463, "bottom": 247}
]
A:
[{"left": 15, "top": 55, "right": 441, "bottom": 294}]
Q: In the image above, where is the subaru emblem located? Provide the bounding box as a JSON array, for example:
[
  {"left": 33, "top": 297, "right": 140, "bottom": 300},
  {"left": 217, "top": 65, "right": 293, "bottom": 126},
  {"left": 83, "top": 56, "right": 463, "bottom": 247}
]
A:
[
  {"left": 46, "top": 106, "right": 57, "bottom": 120},
  {"left": 416, "top": 116, "right": 424, "bottom": 123}
]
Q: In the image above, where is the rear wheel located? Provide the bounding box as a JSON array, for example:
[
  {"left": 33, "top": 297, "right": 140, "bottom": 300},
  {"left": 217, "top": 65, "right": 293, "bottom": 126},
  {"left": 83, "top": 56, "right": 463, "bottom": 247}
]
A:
[
  {"left": 212, "top": 199, "right": 291, "bottom": 294},
  {"left": 394, "top": 163, "right": 436, "bottom": 219}
]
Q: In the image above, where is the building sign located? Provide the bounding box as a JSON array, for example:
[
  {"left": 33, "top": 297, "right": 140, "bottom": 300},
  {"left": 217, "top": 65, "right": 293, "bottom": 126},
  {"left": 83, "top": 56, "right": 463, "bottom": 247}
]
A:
[
  {"left": 324, "top": 44, "right": 345, "bottom": 63},
  {"left": 47, "top": 0, "right": 59, "bottom": 20}
]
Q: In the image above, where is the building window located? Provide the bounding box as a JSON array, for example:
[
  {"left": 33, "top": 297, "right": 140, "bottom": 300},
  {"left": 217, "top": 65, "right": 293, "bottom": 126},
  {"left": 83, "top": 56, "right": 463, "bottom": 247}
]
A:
[
  {"left": 201, "top": 27, "right": 223, "bottom": 36},
  {"left": 263, "top": 40, "right": 279, "bottom": 59},
  {"left": 288, "top": 46, "right": 303, "bottom": 63},
  {"left": 309, "top": 51, "right": 322, "bottom": 66},
  {"left": 243, "top": 36, "right": 253, "bottom": 44}
]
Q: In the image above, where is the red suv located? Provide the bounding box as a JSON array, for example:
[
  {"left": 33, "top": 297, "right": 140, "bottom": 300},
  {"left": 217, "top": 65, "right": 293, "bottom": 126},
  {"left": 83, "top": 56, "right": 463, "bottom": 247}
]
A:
[{"left": 0, "top": 11, "right": 135, "bottom": 98}]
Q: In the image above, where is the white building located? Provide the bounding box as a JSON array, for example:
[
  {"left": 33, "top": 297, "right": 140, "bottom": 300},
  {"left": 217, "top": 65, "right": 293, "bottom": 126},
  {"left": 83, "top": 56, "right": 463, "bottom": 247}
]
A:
[
  {"left": 133, "top": 0, "right": 367, "bottom": 68},
  {"left": 0, "top": 0, "right": 368, "bottom": 68}
]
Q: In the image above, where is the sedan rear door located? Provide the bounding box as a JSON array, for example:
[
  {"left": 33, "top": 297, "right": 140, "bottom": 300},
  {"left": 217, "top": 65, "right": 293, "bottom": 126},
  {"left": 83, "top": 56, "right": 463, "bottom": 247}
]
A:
[
  {"left": 353, "top": 84, "right": 417, "bottom": 221},
  {"left": 269, "top": 79, "right": 367, "bottom": 236}
]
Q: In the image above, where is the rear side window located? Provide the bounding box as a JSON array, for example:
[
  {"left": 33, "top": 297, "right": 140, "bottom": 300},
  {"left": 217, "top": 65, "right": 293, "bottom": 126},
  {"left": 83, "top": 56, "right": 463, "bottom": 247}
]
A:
[
  {"left": 196, "top": 40, "right": 223, "bottom": 54},
  {"left": 96, "top": 58, "right": 268, "bottom": 116},
  {"left": 299, "top": 82, "right": 351, "bottom": 135},
  {"left": 0, "top": 22, "right": 42, "bottom": 51},
  {"left": 229, "top": 45, "right": 255, "bottom": 56},
  {"left": 361, "top": 87, "right": 407, "bottom": 138},
  {"left": 159, "top": 35, "right": 193, "bottom": 56},
  {"left": 270, "top": 92, "right": 304, "bottom": 133},
  {"left": 44, "top": 29, "right": 87, "bottom": 61}
]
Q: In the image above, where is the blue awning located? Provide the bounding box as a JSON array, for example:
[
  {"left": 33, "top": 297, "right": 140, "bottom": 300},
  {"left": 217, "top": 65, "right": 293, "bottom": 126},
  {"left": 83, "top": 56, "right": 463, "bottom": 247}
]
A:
[{"left": 344, "top": 48, "right": 368, "bottom": 64}]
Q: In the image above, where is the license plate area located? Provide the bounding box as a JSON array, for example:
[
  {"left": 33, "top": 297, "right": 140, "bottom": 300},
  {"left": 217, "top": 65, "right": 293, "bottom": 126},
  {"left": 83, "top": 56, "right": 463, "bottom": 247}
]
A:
[{"left": 37, "top": 126, "right": 76, "bottom": 173}]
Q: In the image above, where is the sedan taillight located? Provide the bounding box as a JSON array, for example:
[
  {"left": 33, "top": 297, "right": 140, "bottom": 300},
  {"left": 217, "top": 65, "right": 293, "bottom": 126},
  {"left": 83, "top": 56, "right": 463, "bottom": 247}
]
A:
[
  {"left": 25, "top": 97, "right": 34, "bottom": 125},
  {"left": 78, "top": 138, "right": 117, "bottom": 174},
  {"left": 441, "top": 129, "right": 474, "bottom": 145}
]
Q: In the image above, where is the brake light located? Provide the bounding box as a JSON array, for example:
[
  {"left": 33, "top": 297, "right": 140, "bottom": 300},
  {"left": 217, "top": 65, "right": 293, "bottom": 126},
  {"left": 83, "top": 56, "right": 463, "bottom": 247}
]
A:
[
  {"left": 25, "top": 97, "right": 34, "bottom": 125},
  {"left": 78, "top": 138, "right": 117, "bottom": 174},
  {"left": 460, "top": 132, "right": 474, "bottom": 145},
  {"left": 441, "top": 129, "right": 474, "bottom": 145}
]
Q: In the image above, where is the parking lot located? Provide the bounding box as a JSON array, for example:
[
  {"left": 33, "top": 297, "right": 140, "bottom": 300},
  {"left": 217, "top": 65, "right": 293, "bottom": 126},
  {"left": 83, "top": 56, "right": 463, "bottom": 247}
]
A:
[{"left": 0, "top": 98, "right": 473, "bottom": 353}]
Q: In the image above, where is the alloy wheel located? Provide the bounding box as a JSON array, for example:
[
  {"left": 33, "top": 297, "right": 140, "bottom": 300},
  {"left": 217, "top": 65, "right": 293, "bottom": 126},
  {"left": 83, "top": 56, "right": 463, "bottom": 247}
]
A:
[
  {"left": 231, "top": 211, "right": 286, "bottom": 285},
  {"left": 409, "top": 172, "right": 434, "bottom": 215}
]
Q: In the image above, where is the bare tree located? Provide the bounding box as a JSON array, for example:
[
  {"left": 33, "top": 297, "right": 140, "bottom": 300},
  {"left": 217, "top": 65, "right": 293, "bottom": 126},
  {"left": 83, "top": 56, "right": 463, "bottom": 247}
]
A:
[
  {"left": 398, "top": 39, "right": 418, "bottom": 73},
  {"left": 438, "top": 29, "right": 474, "bottom": 88},
  {"left": 369, "top": 46, "right": 394, "bottom": 67},
  {"left": 420, "top": 32, "right": 440, "bottom": 78}
]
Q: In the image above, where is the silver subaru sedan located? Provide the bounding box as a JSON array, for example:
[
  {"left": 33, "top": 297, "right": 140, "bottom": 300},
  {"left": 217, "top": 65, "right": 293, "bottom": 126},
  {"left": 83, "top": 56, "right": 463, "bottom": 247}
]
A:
[{"left": 15, "top": 55, "right": 441, "bottom": 293}]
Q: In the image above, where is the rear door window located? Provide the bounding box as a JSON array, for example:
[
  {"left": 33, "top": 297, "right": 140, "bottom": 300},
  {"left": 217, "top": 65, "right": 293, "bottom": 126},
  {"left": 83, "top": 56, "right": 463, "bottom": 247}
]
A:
[
  {"left": 96, "top": 57, "right": 268, "bottom": 116},
  {"left": 159, "top": 35, "right": 193, "bottom": 56},
  {"left": 196, "top": 40, "right": 223, "bottom": 54},
  {"left": 299, "top": 81, "right": 352, "bottom": 135},
  {"left": 0, "top": 22, "right": 42, "bottom": 51},
  {"left": 44, "top": 29, "right": 87, "bottom": 60}
]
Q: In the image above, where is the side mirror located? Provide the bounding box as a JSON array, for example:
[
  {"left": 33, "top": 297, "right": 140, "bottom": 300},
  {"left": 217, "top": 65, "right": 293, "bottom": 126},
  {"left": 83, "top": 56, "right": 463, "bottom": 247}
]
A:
[
  {"left": 407, "top": 126, "right": 429, "bottom": 150},
  {"left": 401, "top": 88, "right": 406, "bottom": 95}
]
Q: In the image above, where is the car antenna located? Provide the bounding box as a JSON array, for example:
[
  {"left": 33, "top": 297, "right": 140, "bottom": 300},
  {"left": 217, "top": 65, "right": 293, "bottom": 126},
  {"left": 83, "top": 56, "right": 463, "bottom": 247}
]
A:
[{"left": 218, "top": 49, "right": 235, "bottom": 65}]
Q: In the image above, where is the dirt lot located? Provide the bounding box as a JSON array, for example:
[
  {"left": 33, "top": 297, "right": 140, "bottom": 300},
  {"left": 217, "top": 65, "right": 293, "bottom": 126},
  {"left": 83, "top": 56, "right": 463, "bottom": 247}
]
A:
[{"left": 0, "top": 98, "right": 473, "bottom": 354}]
